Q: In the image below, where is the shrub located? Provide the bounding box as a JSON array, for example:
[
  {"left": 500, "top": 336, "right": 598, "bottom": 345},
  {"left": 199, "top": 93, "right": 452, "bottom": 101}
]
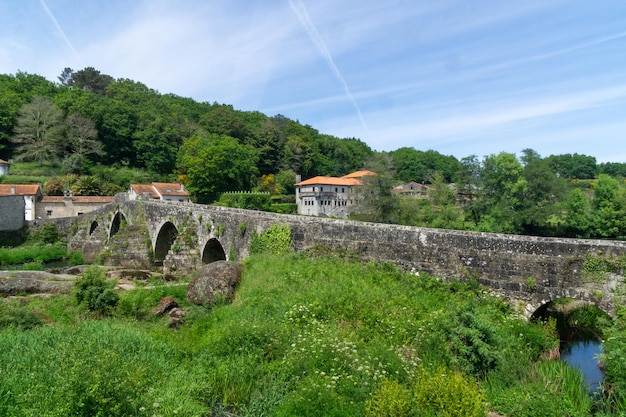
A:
[
  {"left": 30, "top": 223, "right": 60, "bottom": 244},
  {"left": 250, "top": 223, "right": 292, "bottom": 255},
  {"left": 365, "top": 379, "right": 411, "bottom": 417},
  {"left": 413, "top": 367, "right": 486, "bottom": 417},
  {"left": 0, "top": 307, "right": 46, "bottom": 330},
  {"left": 218, "top": 192, "right": 271, "bottom": 210},
  {"left": 73, "top": 267, "right": 119, "bottom": 315},
  {"left": 68, "top": 251, "right": 84, "bottom": 266}
]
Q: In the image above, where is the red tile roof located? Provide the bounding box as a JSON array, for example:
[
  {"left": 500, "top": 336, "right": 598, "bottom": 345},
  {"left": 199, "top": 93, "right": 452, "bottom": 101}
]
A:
[
  {"left": 152, "top": 182, "right": 189, "bottom": 197},
  {"left": 341, "top": 170, "right": 377, "bottom": 179},
  {"left": 40, "top": 196, "right": 115, "bottom": 204},
  {"left": 295, "top": 170, "right": 377, "bottom": 187},
  {"left": 0, "top": 184, "right": 41, "bottom": 196},
  {"left": 130, "top": 184, "right": 158, "bottom": 198},
  {"left": 0, "top": 159, "right": 9, "bottom": 164},
  {"left": 296, "top": 176, "right": 362, "bottom": 186}
]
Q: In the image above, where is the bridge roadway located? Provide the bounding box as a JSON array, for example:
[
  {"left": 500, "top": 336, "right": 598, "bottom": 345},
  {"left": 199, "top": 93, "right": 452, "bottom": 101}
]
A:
[{"left": 67, "top": 197, "right": 626, "bottom": 318}]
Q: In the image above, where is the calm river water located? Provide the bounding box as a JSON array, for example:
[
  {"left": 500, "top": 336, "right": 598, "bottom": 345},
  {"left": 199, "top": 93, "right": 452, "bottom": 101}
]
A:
[{"left": 561, "top": 338, "right": 604, "bottom": 396}]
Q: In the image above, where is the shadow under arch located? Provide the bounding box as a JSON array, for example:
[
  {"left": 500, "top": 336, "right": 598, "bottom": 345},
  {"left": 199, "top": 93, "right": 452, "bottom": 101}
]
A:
[
  {"left": 109, "top": 211, "right": 127, "bottom": 239},
  {"left": 202, "top": 238, "right": 226, "bottom": 264},
  {"left": 89, "top": 220, "right": 99, "bottom": 235},
  {"left": 154, "top": 221, "right": 179, "bottom": 265},
  {"left": 529, "top": 298, "right": 608, "bottom": 324}
]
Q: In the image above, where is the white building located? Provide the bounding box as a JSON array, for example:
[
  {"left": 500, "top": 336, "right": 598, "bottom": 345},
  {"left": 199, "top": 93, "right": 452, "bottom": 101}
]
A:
[
  {"left": 129, "top": 182, "right": 189, "bottom": 203},
  {"left": 295, "top": 170, "right": 375, "bottom": 218},
  {"left": 0, "top": 184, "right": 42, "bottom": 221},
  {"left": 0, "top": 159, "right": 9, "bottom": 176}
]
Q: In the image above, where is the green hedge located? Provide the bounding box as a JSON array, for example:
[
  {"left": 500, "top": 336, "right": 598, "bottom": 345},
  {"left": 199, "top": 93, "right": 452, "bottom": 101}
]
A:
[{"left": 217, "top": 192, "right": 270, "bottom": 210}]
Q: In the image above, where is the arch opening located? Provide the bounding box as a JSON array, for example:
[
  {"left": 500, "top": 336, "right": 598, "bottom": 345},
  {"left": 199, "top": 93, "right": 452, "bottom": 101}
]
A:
[
  {"left": 109, "top": 212, "right": 127, "bottom": 238},
  {"left": 89, "top": 220, "right": 99, "bottom": 236},
  {"left": 154, "top": 221, "right": 179, "bottom": 266},
  {"left": 202, "top": 238, "right": 226, "bottom": 264}
]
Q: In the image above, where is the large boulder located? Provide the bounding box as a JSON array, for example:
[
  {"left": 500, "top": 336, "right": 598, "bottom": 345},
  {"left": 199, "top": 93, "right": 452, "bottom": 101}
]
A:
[
  {"left": 186, "top": 261, "right": 243, "bottom": 306},
  {"left": 0, "top": 271, "right": 74, "bottom": 296}
]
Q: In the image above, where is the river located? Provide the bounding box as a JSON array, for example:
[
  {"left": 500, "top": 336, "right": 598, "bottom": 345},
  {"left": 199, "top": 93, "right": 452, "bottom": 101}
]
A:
[{"left": 561, "top": 338, "right": 604, "bottom": 396}]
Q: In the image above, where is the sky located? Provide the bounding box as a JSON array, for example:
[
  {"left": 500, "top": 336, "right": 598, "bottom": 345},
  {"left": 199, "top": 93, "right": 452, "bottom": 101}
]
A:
[{"left": 1, "top": 0, "right": 626, "bottom": 163}]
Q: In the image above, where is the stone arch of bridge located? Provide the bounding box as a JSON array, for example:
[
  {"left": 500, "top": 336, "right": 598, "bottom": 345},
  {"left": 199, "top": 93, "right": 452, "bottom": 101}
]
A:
[
  {"left": 109, "top": 211, "right": 128, "bottom": 239},
  {"left": 528, "top": 299, "right": 604, "bottom": 323},
  {"left": 89, "top": 220, "right": 98, "bottom": 236},
  {"left": 202, "top": 238, "right": 227, "bottom": 264},
  {"left": 511, "top": 291, "right": 612, "bottom": 320},
  {"left": 154, "top": 221, "right": 179, "bottom": 265}
]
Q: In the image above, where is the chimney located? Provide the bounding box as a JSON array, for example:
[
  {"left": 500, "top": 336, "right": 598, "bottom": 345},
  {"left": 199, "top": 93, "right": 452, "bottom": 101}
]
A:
[
  {"left": 295, "top": 174, "right": 301, "bottom": 184},
  {"left": 10, "top": 185, "right": 16, "bottom": 195}
]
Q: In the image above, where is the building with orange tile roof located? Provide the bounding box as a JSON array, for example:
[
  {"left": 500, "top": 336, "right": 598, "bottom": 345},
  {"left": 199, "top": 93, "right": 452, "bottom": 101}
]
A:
[
  {"left": 295, "top": 170, "right": 375, "bottom": 218},
  {"left": 129, "top": 182, "right": 189, "bottom": 203},
  {"left": 37, "top": 195, "right": 115, "bottom": 219},
  {"left": 0, "top": 184, "right": 42, "bottom": 220}
]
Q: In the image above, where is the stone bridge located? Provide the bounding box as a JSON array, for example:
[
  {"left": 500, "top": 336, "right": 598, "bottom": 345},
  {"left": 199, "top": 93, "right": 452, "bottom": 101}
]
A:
[{"left": 67, "top": 196, "right": 626, "bottom": 318}]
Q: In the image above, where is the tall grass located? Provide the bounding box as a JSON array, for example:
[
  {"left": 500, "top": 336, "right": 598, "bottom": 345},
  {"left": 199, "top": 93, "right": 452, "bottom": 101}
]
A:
[
  {"left": 0, "top": 253, "right": 610, "bottom": 416},
  {"left": 0, "top": 243, "right": 68, "bottom": 266},
  {"left": 0, "top": 321, "right": 209, "bottom": 416}
]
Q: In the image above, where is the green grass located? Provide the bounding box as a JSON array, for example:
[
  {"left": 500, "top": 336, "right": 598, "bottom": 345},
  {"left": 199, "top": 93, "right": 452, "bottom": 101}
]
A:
[
  {"left": 0, "top": 253, "right": 618, "bottom": 416},
  {"left": 4, "top": 161, "right": 62, "bottom": 177},
  {"left": 0, "top": 243, "right": 68, "bottom": 266}
]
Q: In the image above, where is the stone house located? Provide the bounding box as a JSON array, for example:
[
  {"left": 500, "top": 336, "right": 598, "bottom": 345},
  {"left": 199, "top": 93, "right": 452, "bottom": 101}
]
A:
[
  {"left": 295, "top": 170, "right": 376, "bottom": 218},
  {"left": 0, "top": 184, "right": 42, "bottom": 221},
  {"left": 0, "top": 159, "right": 9, "bottom": 176},
  {"left": 36, "top": 195, "right": 115, "bottom": 219},
  {"left": 392, "top": 181, "right": 431, "bottom": 198},
  {"left": 128, "top": 182, "right": 189, "bottom": 203}
]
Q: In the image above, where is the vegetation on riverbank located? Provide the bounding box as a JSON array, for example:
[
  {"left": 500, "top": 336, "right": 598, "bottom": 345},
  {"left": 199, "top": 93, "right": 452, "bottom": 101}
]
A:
[
  {"left": 0, "top": 223, "right": 83, "bottom": 269},
  {"left": 3, "top": 251, "right": 623, "bottom": 416}
]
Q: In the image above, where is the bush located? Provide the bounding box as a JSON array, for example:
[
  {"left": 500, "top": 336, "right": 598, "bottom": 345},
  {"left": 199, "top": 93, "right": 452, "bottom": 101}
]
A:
[
  {"left": 365, "top": 379, "right": 411, "bottom": 417},
  {"left": 218, "top": 192, "right": 271, "bottom": 210},
  {"left": 29, "top": 223, "right": 60, "bottom": 244},
  {"left": 413, "top": 367, "right": 486, "bottom": 417},
  {"left": 68, "top": 251, "right": 84, "bottom": 266},
  {"left": 0, "top": 306, "right": 46, "bottom": 330},
  {"left": 73, "top": 267, "right": 119, "bottom": 315},
  {"left": 269, "top": 203, "right": 297, "bottom": 214},
  {"left": 250, "top": 223, "right": 292, "bottom": 255}
]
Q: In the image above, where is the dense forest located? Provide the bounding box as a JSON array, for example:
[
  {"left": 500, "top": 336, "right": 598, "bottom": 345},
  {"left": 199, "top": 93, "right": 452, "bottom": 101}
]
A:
[{"left": 1, "top": 68, "right": 626, "bottom": 239}]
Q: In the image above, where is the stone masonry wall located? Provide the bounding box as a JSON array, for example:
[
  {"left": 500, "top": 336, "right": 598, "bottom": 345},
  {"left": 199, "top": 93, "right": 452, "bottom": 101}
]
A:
[
  {"left": 0, "top": 195, "right": 24, "bottom": 231},
  {"left": 66, "top": 200, "right": 626, "bottom": 315}
]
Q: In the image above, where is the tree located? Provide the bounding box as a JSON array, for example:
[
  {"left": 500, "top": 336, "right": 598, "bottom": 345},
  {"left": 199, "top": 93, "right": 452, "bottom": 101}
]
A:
[
  {"left": 519, "top": 156, "right": 568, "bottom": 235},
  {"left": 68, "top": 67, "right": 114, "bottom": 95},
  {"left": 177, "top": 133, "right": 259, "bottom": 203},
  {"left": 389, "top": 147, "right": 460, "bottom": 183},
  {"left": 591, "top": 174, "right": 624, "bottom": 238},
  {"left": 427, "top": 173, "right": 466, "bottom": 229},
  {"left": 546, "top": 153, "right": 597, "bottom": 179},
  {"left": 58, "top": 67, "right": 74, "bottom": 86},
  {"left": 65, "top": 112, "right": 104, "bottom": 162},
  {"left": 520, "top": 148, "right": 541, "bottom": 166},
  {"left": 11, "top": 96, "right": 64, "bottom": 166},
  {"left": 475, "top": 152, "right": 527, "bottom": 233},
  {"left": 352, "top": 153, "right": 400, "bottom": 224},
  {"left": 565, "top": 188, "right": 592, "bottom": 238}
]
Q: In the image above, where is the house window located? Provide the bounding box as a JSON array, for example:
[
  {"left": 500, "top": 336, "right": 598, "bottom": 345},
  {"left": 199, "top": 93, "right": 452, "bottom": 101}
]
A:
[
  {"left": 46, "top": 210, "right": 52, "bottom": 216},
  {"left": 335, "top": 187, "right": 338, "bottom": 192},
  {"left": 342, "top": 188, "right": 345, "bottom": 193}
]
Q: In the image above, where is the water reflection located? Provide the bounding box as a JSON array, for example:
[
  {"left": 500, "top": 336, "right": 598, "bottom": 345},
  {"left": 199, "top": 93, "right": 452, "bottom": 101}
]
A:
[{"left": 561, "top": 339, "right": 604, "bottom": 396}]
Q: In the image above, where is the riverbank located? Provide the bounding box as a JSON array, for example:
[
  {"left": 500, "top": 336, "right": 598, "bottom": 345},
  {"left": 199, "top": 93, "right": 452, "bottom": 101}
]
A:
[{"left": 2, "top": 252, "right": 611, "bottom": 416}]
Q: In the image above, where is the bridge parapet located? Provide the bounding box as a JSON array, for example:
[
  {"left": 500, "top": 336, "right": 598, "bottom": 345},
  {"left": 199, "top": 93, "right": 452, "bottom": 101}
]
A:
[{"left": 67, "top": 200, "right": 626, "bottom": 316}]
